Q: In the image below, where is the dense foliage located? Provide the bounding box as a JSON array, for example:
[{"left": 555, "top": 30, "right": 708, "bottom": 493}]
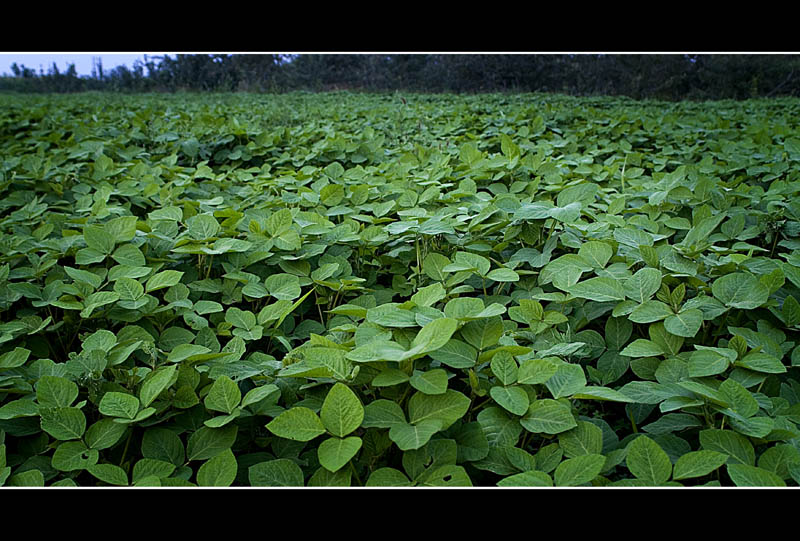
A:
[
  {"left": 2, "top": 91, "right": 800, "bottom": 487},
  {"left": 2, "top": 54, "right": 799, "bottom": 101}
]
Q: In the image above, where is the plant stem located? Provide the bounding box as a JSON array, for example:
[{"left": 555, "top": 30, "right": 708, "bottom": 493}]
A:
[
  {"left": 620, "top": 153, "right": 628, "bottom": 193},
  {"left": 206, "top": 254, "right": 214, "bottom": 279},
  {"left": 415, "top": 233, "right": 421, "bottom": 274},
  {"left": 349, "top": 461, "right": 362, "bottom": 486},
  {"left": 520, "top": 431, "right": 532, "bottom": 450},
  {"left": 119, "top": 428, "right": 134, "bottom": 471}
]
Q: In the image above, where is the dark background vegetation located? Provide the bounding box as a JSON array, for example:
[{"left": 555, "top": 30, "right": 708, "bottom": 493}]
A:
[{"left": 1, "top": 53, "right": 799, "bottom": 101}]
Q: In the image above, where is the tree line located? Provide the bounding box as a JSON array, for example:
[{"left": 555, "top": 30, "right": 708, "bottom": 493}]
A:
[{"left": 1, "top": 54, "right": 799, "bottom": 100}]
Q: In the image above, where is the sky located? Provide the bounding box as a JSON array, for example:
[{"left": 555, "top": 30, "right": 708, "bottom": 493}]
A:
[{"left": 0, "top": 53, "right": 161, "bottom": 76}]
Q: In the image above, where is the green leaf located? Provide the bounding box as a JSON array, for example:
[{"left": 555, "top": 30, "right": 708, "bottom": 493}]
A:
[
  {"left": 40, "top": 407, "right": 86, "bottom": 440},
  {"left": 0, "top": 347, "right": 30, "bottom": 369},
  {"left": 554, "top": 454, "right": 606, "bottom": 486},
  {"left": 166, "top": 343, "right": 213, "bottom": 363},
  {"left": 80, "top": 291, "right": 120, "bottom": 318},
  {"left": 782, "top": 295, "right": 800, "bottom": 326},
  {"left": 698, "top": 429, "right": 755, "bottom": 466},
  {"left": 320, "top": 383, "right": 364, "bottom": 437},
  {"left": 718, "top": 378, "right": 759, "bottom": 418},
  {"left": 681, "top": 212, "right": 726, "bottom": 248},
  {"left": 366, "top": 467, "right": 413, "bottom": 487},
  {"left": 411, "top": 282, "right": 447, "bottom": 307},
  {"left": 451, "top": 422, "right": 490, "bottom": 462},
  {"left": 366, "top": 303, "right": 418, "bottom": 328},
  {"left": 114, "top": 277, "right": 144, "bottom": 301},
  {"left": 388, "top": 420, "right": 443, "bottom": 451},
  {"left": 146, "top": 270, "right": 184, "bottom": 293},
  {"left": 497, "top": 470, "right": 553, "bottom": 487},
  {"left": 195, "top": 300, "right": 223, "bottom": 315},
  {"left": 75, "top": 247, "right": 106, "bottom": 265},
  {"left": 648, "top": 322, "right": 684, "bottom": 356},
  {"left": 423, "top": 252, "right": 451, "bottom": 281},
  {"left": 728, "top": 416, "right": 774, "bottom": 438},
  {"left": 407, "top": 389, "right": 470, "bottom": 429},
  {"left": 112, "top": 244, "right": 146, "bottom": 267},
  {"left": 249, "top": 459, "right": 304, "bottom": 486},
  {"left": 626, "top": 435, "right": 672, "bottom": 485},
  {"left": 550, "top": 202, "right": 582, "bottom": 223},
  {"left": 572, "top": 385, "right": 636, "bottom": 403},
  {"left": 712, "top": 272, "right": 769, "bottom": 310},
  {"left": 98, "top": 392, "right": 140, "bottom": 420},
  {"left": 672, "top": 450, "right": 729, "bottom": 480},
  {"left": 105, "top": 216, "right": 138, "bottom": 243},
  {"left": 85, "top": 419, "right": 128, "bottom": 450},
  {"left": 664, "top": 308, "right": 703, "bottom": 338},
  {"left": 408, "top": 317, "right": 459, "bottom": 358},
  {"left": 641, "top": 413, "right": 701, "bottom": 435},
  {"left": 64, "top": 266, "right": 103, "bottom": 289},
  {"left": 486, "top": 268, "right": 520, "bottom": 282},
  {"left": 266, "top": 208, "right": 293, "bottom": 236},
  {"left": 624, "top": 268, "right": 662, "bottom": 304},
  {"left": 540, "top": 254, "right": 593, "bottom": 289},
  {"left": 578, "top": 241, "right": 613, "bottom": 269},
  {"left": 204, "top": 376, "right": 242, "bottom": 415},
  {"left": 461, "top": 316, "right": 504, "bottom": 350},
  {"left": 186, "top": 425, "right": 238, "bottom": 461},
  {"left": 558, "top": 421, "right": 604, "bottom": 458},
  {"left": 204, "top": 412, "right": 241, "bottom": 428},
  {"left": 267, "top": 407, "right": 326, "bottom": 441},
  {"left": 241, "top": 384, "right": 279, "bottom": 409},
  {"left": 346, "top": 339, "right": 409, "bottom": 363},
  {"left": 428, "top": 339, "right": 477, "bottom": 368},
  {"left": 520, "top": 399, "right": 577, "bottom": 434},
  {"left": 544, "top": 363, "right": 587, "bottom": 399},
  {"left": 196, "top": 448, "right": 238, "bottom": 487},
  {"left": 84, "top": 225, "right": 115, "bottom": 254},
  {"left": 734, "top": 351, "right": 787, "bottom": 374},
  {"left": 477, "top": 407, "right": 523, "bottom": 448},
  {"left": 138, "top": 365, "right": 177, "bottom": 408},
  {"left": 566, "top": 276, "right": 626, "bottom": 302},
  {"left": 141, "top": 427, "right": 185, "bottom": 466},
  {"left": 489, "top": 385, "right": 530, "bottom": 416},
  {"left": 689, "top": 346, "right": 736, "bottom": 377},
  {"left": 371, "top": 368, "right": 410, "bottom": 387},
  {"left": 758, "top": 444, "right": 800, "bottom": 480},
  {"left": 317, "top": 436, "right": 362, "bottom": 472},
  {"left": 419, "top": 464, "right": 472, "bottom": 486},
  {"left": 517, "top": 357, "right": 559, "bottom": 385},
  {"left": 361, "top": 399, "right": 407, "bottom": 429},
  {"left": 604, "top": 317, "right": 633, "bottom": 351},
  {"left": 444, "top": 251, "right": 491, "bottom": 276},
  {"left": 132, "top": 458, "right": 176, "bottom": 483},
  {"left": 490, "top": 352, "right": 518, "bottom": 385},
  {"left": 6, "top": 469, "right": 44, "bottom": 486},
  {"left": 308, "top": 467, "right": 352, "bottom": 487},
  {"left": 87, "top": 463, "right": 129, "bottom": 486},
  {"left": 36, "top": 376, "right": 78, "bottom": 408},
  {"left": 444, "top": 297, "right": 485, "bottom": 319},
  {"left": 726, "top": 464, "right": 786, "bottom": 487},
  {"left": 187, "top": 214, "right": 220, "bottom": 240},
  {"left": 265, "top": 273, "right": 301, "bottom": 300},
  {"left": 225, "top": 307, "right": 256, "bottom": 330},
  {"left": 51, "top": 441, "right": 98, "bottom": 471},
  {"left": 409, "top": 369, "right": 449, "bottom": 395},
  {"left": 620, "top": 339, "right": 664, "bottom": 357}
]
